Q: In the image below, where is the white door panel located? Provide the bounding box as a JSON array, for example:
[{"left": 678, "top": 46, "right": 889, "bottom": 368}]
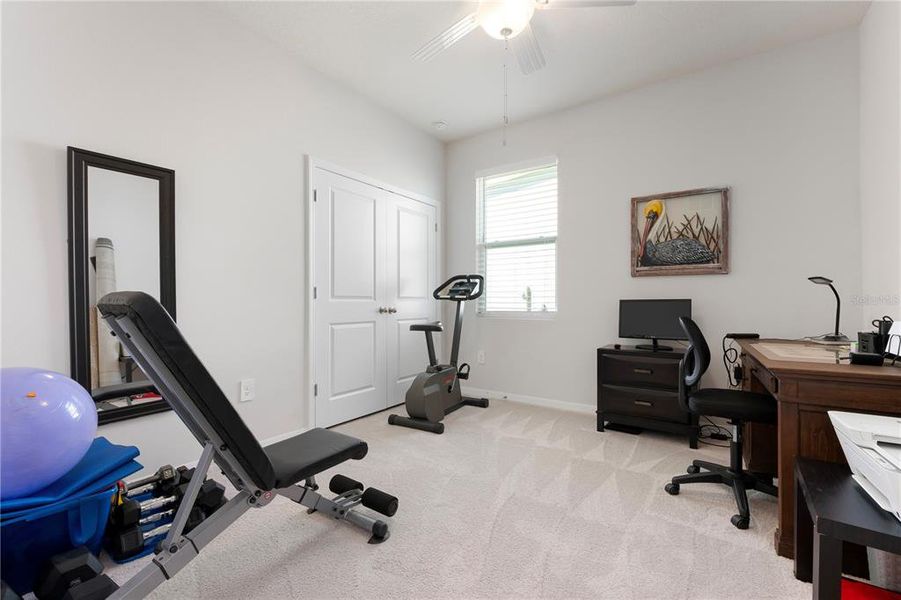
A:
[
  {"left": 329, "top": 321, "right": 377, "bottom": 398},
  {"left": 396, "top": 208, "right": 430, "bottom": 299},
  {"left": 330, "top": 189, "right": 376, "bottom": 299},
  {"left": 314, "top": 169, "right": 387, "bottom": 427},
  {"left": 385, "top": 196, "right": 438, "bottom": 406}
]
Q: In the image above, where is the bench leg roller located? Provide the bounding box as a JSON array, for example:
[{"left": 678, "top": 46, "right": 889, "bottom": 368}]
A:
[
  {"left": 361, "top": 487, "right": 398, "bottom": 517},
  {"left": 329, "top": 475, "right": 363, "bottom": 495}
]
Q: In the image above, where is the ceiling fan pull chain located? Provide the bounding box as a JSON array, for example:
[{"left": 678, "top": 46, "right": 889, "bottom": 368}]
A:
[{"left": 503, "top": 37, "right": 509, "bottom": 147}]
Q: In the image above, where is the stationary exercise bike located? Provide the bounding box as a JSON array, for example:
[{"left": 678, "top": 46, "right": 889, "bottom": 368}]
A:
[{"left": 388, "top": 274, "right": 489, "bottom": 434}]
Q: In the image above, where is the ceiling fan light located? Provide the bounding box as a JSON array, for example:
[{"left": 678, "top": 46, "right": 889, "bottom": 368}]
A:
[{"left": 477, "top": 0, "right": 536, "bottom": 40}]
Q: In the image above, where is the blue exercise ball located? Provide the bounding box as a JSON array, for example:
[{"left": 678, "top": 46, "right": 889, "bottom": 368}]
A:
[{"left": 1, "top": 368, "right": 97, "bottom": 500}]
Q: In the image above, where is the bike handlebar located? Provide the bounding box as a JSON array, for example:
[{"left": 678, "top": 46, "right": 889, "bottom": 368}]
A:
[{"left": 433, "top": 274, "right": 484, "bottom": 301}]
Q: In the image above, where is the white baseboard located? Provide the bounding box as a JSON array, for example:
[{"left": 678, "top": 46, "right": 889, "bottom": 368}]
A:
[
  {"left": 260, "top": 427, "right": 311, "bottom": 446},
  {"left": 462, "top": 386, "right": 595, "bottom": 415},
  {"left": 179, "top": 427, "right": 311, "bottom": 471}
]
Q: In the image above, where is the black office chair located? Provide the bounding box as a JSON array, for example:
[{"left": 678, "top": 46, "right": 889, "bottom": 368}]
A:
[{"left": 664, "top": 317, "right": 777, "bottom": 529}]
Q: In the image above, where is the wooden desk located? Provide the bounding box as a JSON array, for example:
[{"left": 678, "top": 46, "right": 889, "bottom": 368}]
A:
[{"left": 738, "top": 339, "right": 901, "bottom": 559}]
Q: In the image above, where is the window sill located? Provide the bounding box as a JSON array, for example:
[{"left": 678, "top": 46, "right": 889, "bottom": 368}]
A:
[{"left": 477, "top": 311, "right": 557, "bottom": 321}]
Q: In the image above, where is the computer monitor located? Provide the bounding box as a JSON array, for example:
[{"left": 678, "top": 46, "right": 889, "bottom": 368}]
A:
[{"left": 619, "top": 299, "right": 692, "bottom": 352}]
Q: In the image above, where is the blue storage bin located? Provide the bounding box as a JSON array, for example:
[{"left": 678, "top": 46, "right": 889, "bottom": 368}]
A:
[{"left": 0, "top": 485, "right": 115, "bottom": 595}]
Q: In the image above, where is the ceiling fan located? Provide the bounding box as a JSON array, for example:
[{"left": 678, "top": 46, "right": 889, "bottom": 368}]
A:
[{"left": 412, "top": 0, "right": 636, "bottom": 75}]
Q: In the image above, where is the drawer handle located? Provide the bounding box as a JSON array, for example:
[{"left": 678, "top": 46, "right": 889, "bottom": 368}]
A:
[
  {"left": 634, "top": 400, "right": 653, "bottom": 407},
  {"left": 633, "top": 368, "right": 653, "bottom": 375}
]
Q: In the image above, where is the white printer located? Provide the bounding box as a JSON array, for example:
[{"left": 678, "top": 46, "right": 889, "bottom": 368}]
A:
[{"left": 829, "top": 411, "right": 901, "bottom": 523}]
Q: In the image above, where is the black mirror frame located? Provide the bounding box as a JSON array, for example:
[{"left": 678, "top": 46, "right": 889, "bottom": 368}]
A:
[{"left": 67, "top": 147, "right": 176, "bottom": 424}]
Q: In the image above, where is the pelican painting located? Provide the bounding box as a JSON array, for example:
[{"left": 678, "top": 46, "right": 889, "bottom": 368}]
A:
[{"left": 631, "top": 188, "right": 730, "bottom": 277}]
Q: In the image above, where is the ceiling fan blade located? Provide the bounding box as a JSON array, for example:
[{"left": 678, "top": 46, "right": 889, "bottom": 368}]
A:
[
  {"left": 536, "top": 0, "right": 636, "bottom": 8},
  {"left": 512, "top": 24, "right": 546, "bottom": 75},
  {"left": 412, "top": 12, "right": 479, "bottom": 62}
]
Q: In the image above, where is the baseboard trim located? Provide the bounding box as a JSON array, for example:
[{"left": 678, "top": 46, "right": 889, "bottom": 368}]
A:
[
  {"left": 463, "top": 386, "right": 595, "bottom": 415},
  {"left": 178, "top": 428, "right": 311, "bottom": 471},
  {"left": 261, "top": 427, "right": 311, "bottom": 446}
]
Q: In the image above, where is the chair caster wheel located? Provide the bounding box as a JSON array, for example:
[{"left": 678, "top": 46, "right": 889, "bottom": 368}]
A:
[
  {"left": 687, "top": 465, "right": 700, "bottom": 474},
  {"left": 664, "top": 483, "right": 680, "bottom": 495},
  {"left": 731, "top": 515, "right": 749, "bottom": 529}
]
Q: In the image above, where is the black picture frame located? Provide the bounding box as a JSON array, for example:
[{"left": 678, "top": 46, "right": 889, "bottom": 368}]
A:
[{"left": 67, "top": 147, "right": 175, "bottom": 424}]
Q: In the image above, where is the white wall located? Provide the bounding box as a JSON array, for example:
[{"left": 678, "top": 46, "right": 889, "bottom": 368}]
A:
[
  {"left": 446, "top": 31, "right": 862, "bottom": 407},
  {"left": 859, "top": 0, "right": 901, "bottom": 324},
  {"left": 1, "top": 2, "right": 444, "bottom": 472}
]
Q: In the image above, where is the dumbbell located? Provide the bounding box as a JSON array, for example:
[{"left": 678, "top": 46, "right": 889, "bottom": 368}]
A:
[
  {"left": 122, "top": 465, "right": 179, "bottom": 497},
  {"left": 111, "top": 479, "right": 225, "bottom": 529},
  {"left": 58, "top": 577, "right": 118, "bottom": 600},
  {"left": 110, "top": 491, "right": 178, "bottom": 529},
  {"left": 124, "top": 465, "right": 199, "bottom": 497},
  {"left": 174, "top": 479, "right": 225, "bottom": 514},
  {"left": 329, "top": 475, "right": 398, "bottom": 517},
  {"left": 32, "top": 547, "right": 118, "bottom": 600},
  {"left": 108, "top": 507, "right": 206, "bottom": 560}
]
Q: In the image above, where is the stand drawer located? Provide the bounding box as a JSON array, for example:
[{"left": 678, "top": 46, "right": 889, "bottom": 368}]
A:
[
  {"left": 599, "top": 384, "right": 684, "bottom": 422},
  {"left": 600, "top": 355, "right": 680, "bottom": 389}
]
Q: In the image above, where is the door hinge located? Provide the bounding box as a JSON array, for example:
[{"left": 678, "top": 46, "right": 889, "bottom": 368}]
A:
[
  {"left": 313, "top": 383, "right": 318, "bottom": 397},
  {"left": 313, "top": 286, "right": 317, "bottom": 299},
  {"left": 435, "top": 223, "right": 438, "bottom": 232},
  {"left": 313, "top": 189, "right": 317, "bottom": 202}
]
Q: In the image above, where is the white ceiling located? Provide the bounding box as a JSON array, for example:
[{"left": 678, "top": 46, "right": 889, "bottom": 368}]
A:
[{"left": 213, "top": 1, "right": 868, "bottom": 141}]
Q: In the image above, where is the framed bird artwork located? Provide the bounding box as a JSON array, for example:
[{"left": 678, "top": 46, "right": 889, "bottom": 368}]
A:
[{"left": 631, "top": 187, "right": 729, "bottom": 277}]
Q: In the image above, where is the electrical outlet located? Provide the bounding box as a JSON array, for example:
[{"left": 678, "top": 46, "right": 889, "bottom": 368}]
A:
[
  {"left": 477, "top": 350, "right": 485, "bottom": 364},
  {"left": 239, "top": 378, "right": 255, "bottom": 402}
]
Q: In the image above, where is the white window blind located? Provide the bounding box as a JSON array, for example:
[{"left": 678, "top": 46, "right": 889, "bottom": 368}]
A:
[{"left": 477, "top": 161, "right": 558, "bottom": 315}]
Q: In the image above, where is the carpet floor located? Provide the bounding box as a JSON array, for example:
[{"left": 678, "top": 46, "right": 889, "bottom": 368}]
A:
[{"left": 106, "top": 400, "right": 809, "bottom": 599}]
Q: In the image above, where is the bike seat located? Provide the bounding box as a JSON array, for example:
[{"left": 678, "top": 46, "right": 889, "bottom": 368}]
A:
[{"left": 410, "top": 322, "right": 443, "bottom": 333}]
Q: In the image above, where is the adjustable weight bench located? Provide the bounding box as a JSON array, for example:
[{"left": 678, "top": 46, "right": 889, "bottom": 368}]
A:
[{"left": 96, "top": 292, "right": 398, "bottom": 599}]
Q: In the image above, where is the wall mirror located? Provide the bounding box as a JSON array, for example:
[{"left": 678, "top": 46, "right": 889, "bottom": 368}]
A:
[{"left": 67, "top": 147, "right": 175, "bottom": 424}]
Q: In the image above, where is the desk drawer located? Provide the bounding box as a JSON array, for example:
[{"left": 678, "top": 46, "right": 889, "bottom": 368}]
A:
[
  {"left": 599, "top": 384, "right": 685, "bottom": 422},
  {"left": 601, "top": 355, "right": 680, "bottom": 389},
  {"left": 748, "top": 359, "right": 779, "bottom": 395}
]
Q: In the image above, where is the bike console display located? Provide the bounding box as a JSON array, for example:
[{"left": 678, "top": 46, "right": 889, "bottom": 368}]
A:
[{"left": 435, "top": 274, "right": 484, "bottom": 301}]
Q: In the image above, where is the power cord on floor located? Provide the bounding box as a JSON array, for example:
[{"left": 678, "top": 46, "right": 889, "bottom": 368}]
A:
[{"left": 698, "top": 416, "right": 732, "bottom": 447}]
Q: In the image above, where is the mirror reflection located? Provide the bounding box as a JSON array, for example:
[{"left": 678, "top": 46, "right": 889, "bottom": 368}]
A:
[
  {"left": 68, "top": 147, "right": 175, "bottom": 423},
  {"left": 87, "top": 167, "right": 161, "bottom": 397}
]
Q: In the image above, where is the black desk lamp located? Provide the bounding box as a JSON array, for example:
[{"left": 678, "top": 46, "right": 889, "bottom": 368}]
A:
[{"left": 808, "top": 276, "right": 849, "bottom": 342}]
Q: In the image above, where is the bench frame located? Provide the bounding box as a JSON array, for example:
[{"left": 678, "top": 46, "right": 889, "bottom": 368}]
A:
[{"left": 104, "top": 311, "right": 388, "bottom": 599}]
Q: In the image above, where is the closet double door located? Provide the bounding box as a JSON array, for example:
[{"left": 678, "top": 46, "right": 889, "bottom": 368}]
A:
[{"left": 312, "top": 167, "right": 439, "bottom": 427}]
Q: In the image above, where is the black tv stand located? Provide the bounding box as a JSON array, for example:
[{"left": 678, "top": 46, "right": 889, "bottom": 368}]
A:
[
  {"left": 635, "top": 338, "right": 673, "bottom": 352},
  {"left": 597, "top": 344, "right": 698, "bottom": 448}
]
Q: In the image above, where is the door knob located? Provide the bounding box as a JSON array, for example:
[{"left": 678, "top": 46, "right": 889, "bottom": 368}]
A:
[
  {"left": 388, "top": 307, "right": 397, "bottom": 314},
  {"left": 378, "top": 307, "right": 388, "bottom": 314}
]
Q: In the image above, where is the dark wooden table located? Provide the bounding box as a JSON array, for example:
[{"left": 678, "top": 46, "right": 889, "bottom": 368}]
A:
[
  {"left": 738, "top": 338, "right": 901, "bottom": 558},
  {"left": 794, "top": 458, "right": 901, "bottom": 599}
]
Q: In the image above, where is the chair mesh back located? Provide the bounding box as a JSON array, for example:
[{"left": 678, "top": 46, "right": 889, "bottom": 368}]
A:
[
  {"left": 97, "top": 291, "right": 276, "bottom": 491},
  {"left": 679, "top": 316, "right": 710, "bottom": 387}
]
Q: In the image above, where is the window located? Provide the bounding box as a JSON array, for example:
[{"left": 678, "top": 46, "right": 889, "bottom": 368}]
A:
[{"left": 477, "top": 160, "right": 558, "bottom": 315}]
